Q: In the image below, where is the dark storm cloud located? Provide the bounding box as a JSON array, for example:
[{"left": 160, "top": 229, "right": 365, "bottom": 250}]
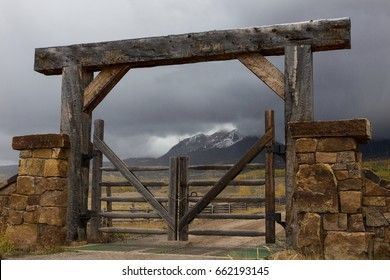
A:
[{"left": 0, "top": 0, "right": 389, "bottom": 163}]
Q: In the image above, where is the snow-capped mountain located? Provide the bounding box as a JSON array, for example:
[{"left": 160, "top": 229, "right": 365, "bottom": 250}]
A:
[{"left": 162, "top": 129, "right": 243, "bottom": 158}]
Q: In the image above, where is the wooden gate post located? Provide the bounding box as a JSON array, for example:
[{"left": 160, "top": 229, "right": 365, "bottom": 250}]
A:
[
  {"left": 265, "top": 110, "right": 275, "bottom": 243},
  {"left": 284, "top": 45, "right": 313, "bottom": 245},
  {"left": 60, "top": 63, "right": 93, "bottom": 242},
  {"left": 178, "top": 156, "right": 189, "bottom": 241},
  {"left": 90, "top": 119, "right": 104, "bottom": 241},
  {"left": 168, "top": 157, "right": 179, "bottom": 240}
]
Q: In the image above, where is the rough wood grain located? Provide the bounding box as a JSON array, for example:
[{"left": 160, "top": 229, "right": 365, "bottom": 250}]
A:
[
  {"left": 90, "top": 119, "right": 104, "bottom": 241},
  {"left": 239, "top": 54, "right": 284, "bottom": 99},
  {"left": 284, "top": 45, "right": 313, "bottom": 245},
  {"left": 289, "top": 119, "right": 371, "bottom": 141},
  {"left": 179, "top": 129, "right": 273, "bottom": 230},
  {"left": 60, "top": 64, "right": 91, "bottom": 242},
  {"left": 178, "top": 156, "right": 189, "bottom": 241},
  {"left": 196, "top": 214, "right": 265, "bottom": 220},
  {"left": 265, "top": 110, "right": 276, "bottom": 243},
  {"left": 94, "top": 137, "right": 175, "bottom": 230},
  {"left": 35, "top": 18, "right": 350, "bottom": 75},
  {"left": 83, "top": 65, "right": 130, "bottom": 113},
  {"left": 168, "top": 157, "right": 178, "bottom": 240}
]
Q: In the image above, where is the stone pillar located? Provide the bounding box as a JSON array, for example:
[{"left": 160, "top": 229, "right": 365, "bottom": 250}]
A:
[
  {"left": 289, "top": 119, "right": 374, "bottom": 259},
  {"left": 6, "top": 134, "right": 69, "bottom": 249}
]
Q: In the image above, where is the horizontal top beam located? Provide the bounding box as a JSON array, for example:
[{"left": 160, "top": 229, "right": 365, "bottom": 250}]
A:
[{"left": 35, "top": 18, "right": 350, "bottom": 75}]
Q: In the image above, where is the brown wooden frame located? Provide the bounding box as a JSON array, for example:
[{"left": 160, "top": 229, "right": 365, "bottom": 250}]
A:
[{"left": 34, "top": 18, "right": 351, "bottom": 242}]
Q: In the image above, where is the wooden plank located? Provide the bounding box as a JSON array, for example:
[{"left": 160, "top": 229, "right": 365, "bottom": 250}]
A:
[
  {"left": 90, "top": 119, "right": 104, "bottom": 241},
  {"left": 178, "top": 156, "right": 189, "bottom": 241},
  {"left": 239, "top": 53, "right": 284, "bottom": 99},
  {"left": 94, "top": 137, "right": 175, "bottom": 230},
  {"left": 188, "top": 230, "right": 266, "bottom": 237},
  {"left": 188, "top": 197, "right": 265, "bottom": 203},
  {"left": 99, "top": 212, "right": 161, "bottom": 219},
  {"left": 101, "top": 166, "right": 169, "bottom": 172},
  {"left": 101, "top": 196, "right": 169, "bottom": 203},
  {"left": 188, "top": 179, "right": 265, "bottom": 187},
  {"left": 99, "top": 227, "right": 166, "bottom": 235},
  {"left": 196, "top": 213, "right": 265, "bottom": 220},
  {"left": 284, "top": 45, "right": 313, "bottom": 245},
  {"left": 35, "top": 18, "right": 350, "bottom": 75},
  {"left": 60, "top": 63, "right": 91, "bottom": 242},
  {"left": 289, "top": 119, "right": 371, "bottom": 141},
  {"left": 100, "top": 181, "right": 168, "bottom": 187},
  {"left": 168, "top": 157, "right": 178, "bottom": 240},
  {"left": 265, "top": 110, "right": 276, "bottom": 243},
  {"left": 179, "top": 129, "right": 273, "bottom": 230},
  {"left": 83, "top": 65, "right": 130, "bottom": 113},
  {"left": 188, "top": 163, "right": 264, "bottom": 170}
]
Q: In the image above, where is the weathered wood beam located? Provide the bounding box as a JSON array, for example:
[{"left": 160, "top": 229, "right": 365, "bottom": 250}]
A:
[
  {"left": 284, "top": 45, "right": 313, "bottom": 246},
  {"left": 239, "top": 53, "right": 284, "bottom": 99},
  {"left": 35, "top": 18, "right": 350, "bottom": 75},
  {"left": 83, "top": 65, "right": 130, "bottom": 113}
]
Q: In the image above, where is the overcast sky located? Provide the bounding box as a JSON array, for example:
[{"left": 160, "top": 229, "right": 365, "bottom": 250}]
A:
[{"left": 0, "top": 0, "right": 389, "bottom": 165}]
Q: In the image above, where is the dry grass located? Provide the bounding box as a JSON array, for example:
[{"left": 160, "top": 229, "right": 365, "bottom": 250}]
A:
[{"left": 363, "top": 159, "right": 390, "bottom": 180}]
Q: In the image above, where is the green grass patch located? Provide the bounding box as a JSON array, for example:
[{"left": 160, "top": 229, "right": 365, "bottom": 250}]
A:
[{"left": 363, "top": 159, "right": 390, "bottom": 180}]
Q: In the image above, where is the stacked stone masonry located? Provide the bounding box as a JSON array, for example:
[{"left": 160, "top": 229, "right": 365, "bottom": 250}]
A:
[
  {"left": 290, "top": 119, "right": 390, "bottom": 259},
  {"left": 0, "top": 134, "right": 69, "bottom": 249}
]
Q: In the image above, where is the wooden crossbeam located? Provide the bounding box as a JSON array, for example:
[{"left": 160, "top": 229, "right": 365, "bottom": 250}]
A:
[
  {"left": 178, "top": 128, "right": 274, "bottom": 230},
  {"left": 239, "top": 53, "right": 284, "bottom": 100},
  {"left": 93, "top": 137, "right": 175, "bottom": 230},
  {"left": 35, "top": 18, "right": 350, "bottom": 75},
  {"left": 83, "top": 65, "right": 130, "bottom": 113}
]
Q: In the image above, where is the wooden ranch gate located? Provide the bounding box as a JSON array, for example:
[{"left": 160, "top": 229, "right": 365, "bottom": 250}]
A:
[
  {"left": 33, "top": 18, "right": 351, "bottom": 243},
  {"left": 90, "top": 110, "right": 279, "bottom": 243}
]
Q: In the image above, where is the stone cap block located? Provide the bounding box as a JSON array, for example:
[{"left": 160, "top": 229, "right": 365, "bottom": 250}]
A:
[
  {"left": 289, "top": 119, "right": 371, "bottom": 142},
  {"left": 12, "top": 134, "right": 70, "bottom": 150}
]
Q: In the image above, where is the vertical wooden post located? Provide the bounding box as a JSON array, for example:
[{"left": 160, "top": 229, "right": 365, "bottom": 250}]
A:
[
  {"left": 60, "top": 63, "right": 93, "bottom": 242},
  {"left": 265, "top": 110, "right": 275, "bottom": 243},
  {"left": 178, "top": 156, "right": 189, "bottom": 241},
  {"left": 90, "top": 119, "right": 104, "bottom": 241},
  {"left": 284, "top": 45, "right": 313, "bottom": 245},
  {"left": 168, "top": 157, "right": 178, "bottom": 240}
]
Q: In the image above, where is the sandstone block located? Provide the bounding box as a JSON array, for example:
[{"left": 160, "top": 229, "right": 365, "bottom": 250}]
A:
[
  {"left": 26, "top": 205, "right": 39, "bottom": 212},
  {"left": 340, "top": 191, "right": 362, "bottom": 213},
  {"left": 334, "top": 170, "right": 349, "bottom": 181},
  {"left": 295, "top": 164, "right": 338, "bottom": 213},
  {"left": 384, "top": 227, "right": 390, "bottom": 242},
  {"left": 16, "top": 176, "right": 35, "bottom": 195},
  {"left": 0, "top": 196, "right": 10, "bottom": 209},
  {"left": 373, "top": 241, "right": 390, "bottom": 260},
  {"left": 8, "top": 210, "right": 24, "bottom": 225},
  {"left": 37, "top": 224, "right": 66, "bottom": 246},
  {"left": 364, "top": 178, "right": 390, "bottom": 196},
  {"left": 348, "top": 214, "right": 365, "bottom": 232},
  {"left": 317, "top": 138, "right": 357, "bottom": 152},
  {"left": 19, "top": 150, "right": 32, "bottom": 158},
  {"left": 18, "top": 158, "right": 45, "bottom": 176},
  {"left": 5, "top": 224, "right": 38, "bottom": 248},
  {"left": 296, "top": 213, "right": 322, "bottom": 254},
  {"left": 43, "top": 159, "right": 68, "bottom": 177},
  {"left": 323, "top": 213, "right": 347, "bottom": 231},
  {"left": 38, "top": 207, "right": 66, "bottom": 226},
  {"left": 296, "top": 153, "right": 315, "bottom": 164},
  {"left": 387, "top": 198, "right": 390, "bottom": 211},
  {"left": 295, "top": 138, "right": 317, "bottom": 153},
  {"left": 23, "top": 210, "right": 39, "bottom": 224},
  {"left": 32, "top": 149, "right": 52, "bottom": 159},
  {"left": 51, "top": 148, "right": 69, "bottom": 159},
  {"left": 338, "top": 178, "right": 362, "bottom": 191},
  {"left": 10, "top": 194, "right": 28, "bottom": 210},
  {"left": 27, "top": 195, "right": 40, "bottom": 206},
  {"left": 364, "top": 208, "right": 389, "bottom": 227},
  {"left": 336, "top": 151, "right": 356, "bottom": 164},
  {"left": 35, "top": 177, "right": 68, "bottom": 193},
  {"left": 363, "top": 196, "right": 386, "bottom": 207},
  {"left": 332, "top": 163, "right": 347, "bottom": 171},
  {"left": 347, "top": 163, "right": 362, "bottom": 178},
  {"left": 324, "top": 232, "right": 372, "bottom": 260},
  {"left": 315, "top": 152, "right": 337, "bottom": 163},
  {"left": 40, "top": 191, "right": 67, "bottom": 207}
]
